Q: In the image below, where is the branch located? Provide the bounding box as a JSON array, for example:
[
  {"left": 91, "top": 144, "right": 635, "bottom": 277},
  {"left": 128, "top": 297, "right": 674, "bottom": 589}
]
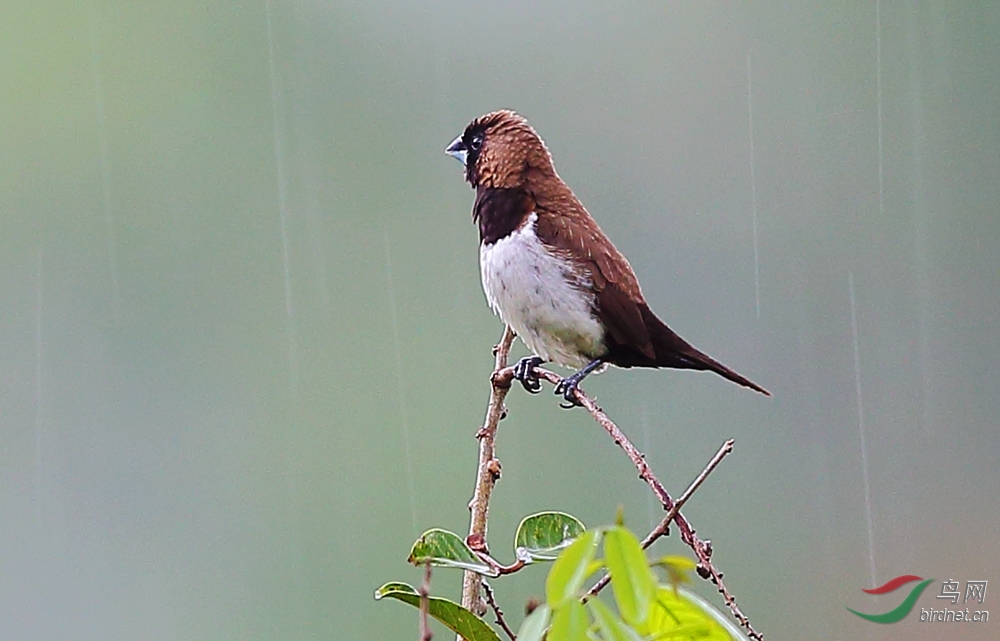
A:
[
  {"left": 641, "top": 439, "right": 734, "bottom": 548},
  {"left": 585, "top": 439, "right": 734, "bottom": 599},
  {"left": 494, "top": 364, "right": 762, "bottom": 640},
  {"left": 419, "top": 562, "right": 433, "bottom": 641},
  {"left": 482, "top": 581, "right": 517, "bottom": 641},
  {"left": 461, "top": 326, "right": 516, "bottom": 619}
]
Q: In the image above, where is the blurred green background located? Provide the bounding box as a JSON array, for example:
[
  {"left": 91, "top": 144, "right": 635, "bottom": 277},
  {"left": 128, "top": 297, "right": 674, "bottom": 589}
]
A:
[{"left": 2, "top": 1, "right": 998, "bottom": 639}]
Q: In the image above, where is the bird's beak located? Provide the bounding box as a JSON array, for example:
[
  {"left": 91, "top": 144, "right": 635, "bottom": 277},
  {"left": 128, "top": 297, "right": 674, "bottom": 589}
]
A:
[{"left": 445, "top": 136, "right": 468, "bottom": 166}]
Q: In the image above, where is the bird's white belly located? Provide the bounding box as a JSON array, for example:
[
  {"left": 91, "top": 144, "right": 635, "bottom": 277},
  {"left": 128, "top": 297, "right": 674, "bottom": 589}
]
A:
[{"left": 479, "top": 214, "right": 604, "bottom": 369}]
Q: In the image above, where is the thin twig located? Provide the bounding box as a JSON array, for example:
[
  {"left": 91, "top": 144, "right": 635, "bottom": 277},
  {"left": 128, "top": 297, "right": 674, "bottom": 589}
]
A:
[
  {"left": 419, "top": 561, "right": 433, "bottom": 641},
  {"left": 495, "top": 364, "right": 762, "bottom": 640},
  {"left": 641, "top": 439, "right": 734, "bottom": 548},
  {"left": 461, "top": 326, "right": 516, "bottom": 620},
  {"left": 585, "top": 439, "right": 735, "bottom": 600},
  {"left": 482, "top": 581, "right": 517, "bottom": 641}
]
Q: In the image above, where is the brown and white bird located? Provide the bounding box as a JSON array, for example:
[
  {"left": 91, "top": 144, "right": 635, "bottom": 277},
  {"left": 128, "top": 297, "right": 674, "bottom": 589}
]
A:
[{"left": 445, "top": 110, "right": 769, "bottom": 406}]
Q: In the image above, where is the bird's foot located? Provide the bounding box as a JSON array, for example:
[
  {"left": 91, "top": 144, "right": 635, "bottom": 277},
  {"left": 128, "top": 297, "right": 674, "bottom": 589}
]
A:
[
  {"left": 512, "top": 356, "right": 544, "bottom": 394},
  {"left": 553, "top": 359, "right": 603, "bottom": 409},
  {"left": 554, "top": 376, "right": 584, "bottom": 409}
]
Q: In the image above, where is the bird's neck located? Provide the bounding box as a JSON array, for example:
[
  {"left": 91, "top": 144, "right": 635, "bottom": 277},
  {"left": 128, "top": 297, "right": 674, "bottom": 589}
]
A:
[{"left": 474, "top": 186, "right": 534, "bottom": 246}]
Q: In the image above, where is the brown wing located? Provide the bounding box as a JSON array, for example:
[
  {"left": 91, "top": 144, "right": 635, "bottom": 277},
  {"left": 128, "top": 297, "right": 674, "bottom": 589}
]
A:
[{"left": 532, "top": 191, "right": 656, "bottom": 360}]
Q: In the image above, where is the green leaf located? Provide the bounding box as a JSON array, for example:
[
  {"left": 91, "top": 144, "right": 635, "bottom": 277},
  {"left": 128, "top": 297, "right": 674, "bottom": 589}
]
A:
[
  {"left": 548, "top": 599, "right": 589, "bottom": 641},
  {"left": 516, "top": 604, "right": 551, "bottom": 641},
  {"left": 603, "top": 526, "right": 656, "bottom": 626},
  {"left": 638, "top": 586, "right": 745, "bottom": 640},
  {"left": 545, "top": 528, "right": 602, "bottom": 608},
  {"left": 374, "top": 582, "right": 502, "bottom": 641},
  {"left": 587, "top": 598, "right": 644, "bottom": 641},
  {"left": 655, "top": 555, "right": 696, "bottom": 592},
  {"left": 660, "top": 555, "right": 697, "bottom": 572},
  {"left": 514, "top": 511, "right": 586, "bottom": 563},
  {"left": 585, "top": 559, "right": 606, "bottom": 577},
  {"left": 408, "top": 529, "right": 497, "bottom": 577}
]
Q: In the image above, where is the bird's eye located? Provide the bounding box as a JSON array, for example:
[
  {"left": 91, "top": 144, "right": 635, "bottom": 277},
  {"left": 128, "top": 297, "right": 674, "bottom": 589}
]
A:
[{"left": 469, "top": 134, "right": 483, "bottom": 151}]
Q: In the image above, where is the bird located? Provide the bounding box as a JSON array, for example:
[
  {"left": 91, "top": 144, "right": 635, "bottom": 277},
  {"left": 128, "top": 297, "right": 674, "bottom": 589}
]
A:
[{"left": 445, "top": 110, "right": 770, "bottom": 407}]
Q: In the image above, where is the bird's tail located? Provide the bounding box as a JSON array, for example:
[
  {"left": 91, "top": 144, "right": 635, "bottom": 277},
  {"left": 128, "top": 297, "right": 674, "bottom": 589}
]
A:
[
  {"left": 673, "top": 342, "right": 771, "bottom": 396},
  {"left": 643, "top": 307, "right": 771, "bottom": 396}
]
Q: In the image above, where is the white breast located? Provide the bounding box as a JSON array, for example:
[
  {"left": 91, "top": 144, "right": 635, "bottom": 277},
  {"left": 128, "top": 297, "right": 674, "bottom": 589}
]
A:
[{"left": 479, "top": 213, "right": 604, "bottom": 369}]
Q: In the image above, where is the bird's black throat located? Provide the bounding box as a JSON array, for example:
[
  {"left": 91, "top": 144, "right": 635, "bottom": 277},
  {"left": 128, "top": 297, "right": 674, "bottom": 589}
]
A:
[{"left": 473, "top": 187, "right": 533, "bottom": 245}]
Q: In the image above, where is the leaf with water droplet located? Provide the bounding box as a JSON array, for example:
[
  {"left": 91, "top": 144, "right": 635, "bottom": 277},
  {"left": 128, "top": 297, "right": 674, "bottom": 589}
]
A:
[
  {"left": 408, "top": 529, "right": 496, "bottom": 576},
  {"left": 514, "top": 511, "right": 586, "bottom": 563}
]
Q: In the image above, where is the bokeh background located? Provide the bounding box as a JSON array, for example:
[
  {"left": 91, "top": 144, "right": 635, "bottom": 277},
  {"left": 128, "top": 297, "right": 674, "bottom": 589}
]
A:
[{"left": 2, "top": 1, "right": 998, "bottom": 639}]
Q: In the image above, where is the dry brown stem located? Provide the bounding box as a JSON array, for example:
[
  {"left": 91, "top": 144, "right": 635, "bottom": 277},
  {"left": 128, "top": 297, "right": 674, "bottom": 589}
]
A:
[
  {"left": 460, "top": 326, "right": 516, "bottom": 618},
  {"left": 419, "top": 561, "right": 433, "bottom": 641},
  {"left": 482, "top": 580, "right": 516, "bottom": 641}
]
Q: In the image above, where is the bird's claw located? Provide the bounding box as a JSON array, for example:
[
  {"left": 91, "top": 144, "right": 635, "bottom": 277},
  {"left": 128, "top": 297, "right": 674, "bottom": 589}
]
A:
[
  {"left": 513, "top": 356, "right": 544, "bottom": 394},
  {"left": 554, "top": 377, "right": 583, "bottom": 409}
]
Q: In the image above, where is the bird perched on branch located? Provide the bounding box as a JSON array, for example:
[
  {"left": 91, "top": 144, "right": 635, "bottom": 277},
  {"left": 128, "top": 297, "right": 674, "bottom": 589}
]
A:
[{"left": 446, "top": 110, "right": 769, "bottom": 407}]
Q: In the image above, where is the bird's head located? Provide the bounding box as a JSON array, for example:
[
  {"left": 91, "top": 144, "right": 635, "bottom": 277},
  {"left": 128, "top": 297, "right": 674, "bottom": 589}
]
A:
[{"left": 445, "top": 110, "right": 555, "bottom": 189}]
